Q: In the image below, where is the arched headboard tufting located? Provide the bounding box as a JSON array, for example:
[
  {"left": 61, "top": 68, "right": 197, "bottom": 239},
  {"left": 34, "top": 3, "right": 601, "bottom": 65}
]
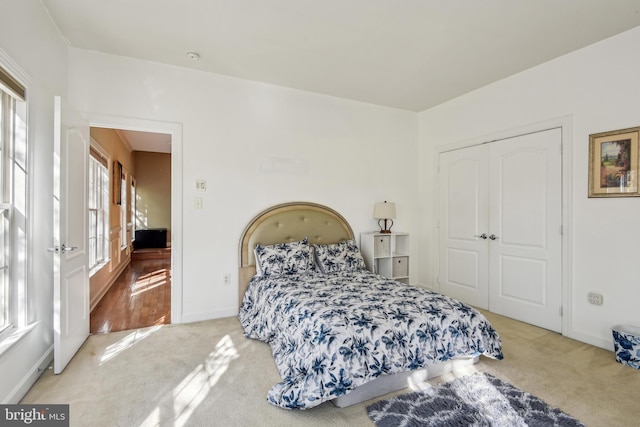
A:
[{"left": 238, "top": 202, "right": 354, "bottom": 306}]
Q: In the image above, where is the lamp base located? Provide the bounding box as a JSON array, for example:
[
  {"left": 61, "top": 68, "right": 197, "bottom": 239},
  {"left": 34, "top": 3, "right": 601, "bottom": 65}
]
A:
[{"left": 377, "top": 218, "right": 394, "bottom": 234}]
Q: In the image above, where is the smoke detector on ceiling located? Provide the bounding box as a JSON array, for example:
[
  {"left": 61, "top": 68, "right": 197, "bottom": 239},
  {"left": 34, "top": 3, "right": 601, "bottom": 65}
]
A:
[{"left": 186, "top": 51, "right": 200, "bottom": 60}]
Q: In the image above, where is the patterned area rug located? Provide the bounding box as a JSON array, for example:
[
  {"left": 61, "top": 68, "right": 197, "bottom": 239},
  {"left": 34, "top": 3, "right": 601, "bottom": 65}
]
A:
[{"left": 367, "top": 372, "right": 584, "bottom": 427}]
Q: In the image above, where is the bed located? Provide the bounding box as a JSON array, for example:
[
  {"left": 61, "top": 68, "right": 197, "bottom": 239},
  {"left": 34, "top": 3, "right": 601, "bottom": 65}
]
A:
[{"left": 238, "top": 202, "right": 503, "bottom": 410}]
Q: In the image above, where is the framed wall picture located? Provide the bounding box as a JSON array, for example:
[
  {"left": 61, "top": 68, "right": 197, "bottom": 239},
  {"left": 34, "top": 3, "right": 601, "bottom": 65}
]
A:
[
  {"left": 113, "top": 161, "right": 122, "bottom": 205},
  {"left": 588, "top": 127, "right": 640, "bottom": 197}
]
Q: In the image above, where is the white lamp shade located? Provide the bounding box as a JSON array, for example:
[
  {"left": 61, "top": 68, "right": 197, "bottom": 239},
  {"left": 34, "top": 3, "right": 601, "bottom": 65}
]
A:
[{"left": 373, "top": 202, "right": 396, "bottom": 219}]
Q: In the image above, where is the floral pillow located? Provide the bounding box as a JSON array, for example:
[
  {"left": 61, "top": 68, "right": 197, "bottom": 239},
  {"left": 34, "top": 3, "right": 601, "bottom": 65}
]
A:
[
  {"left": 254, "top": 237, "right": 315, "bottom": 276},
  {"left": 314, "top": 239, "right": 367, "bottom": 274}
]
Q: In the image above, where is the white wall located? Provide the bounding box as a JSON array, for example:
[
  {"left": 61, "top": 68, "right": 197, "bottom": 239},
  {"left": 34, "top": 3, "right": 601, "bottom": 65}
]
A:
[
  {"left": 0, "top": 1, "right": 68, "bottom": 402},
  {"left": 418, "top": 26, "right": 640, "bottom": 350},
  {"left": 68, "top": 49, "right": 419, "bottom": 322}
]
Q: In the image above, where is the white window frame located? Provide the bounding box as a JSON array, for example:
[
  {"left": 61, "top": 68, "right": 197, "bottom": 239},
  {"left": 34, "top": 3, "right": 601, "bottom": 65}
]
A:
[
  {"left": 0, "top": 58, "right": 29, "bottom": 346},
  {"left": 88, "top": 141, "right": 110, "bottom": 275}
]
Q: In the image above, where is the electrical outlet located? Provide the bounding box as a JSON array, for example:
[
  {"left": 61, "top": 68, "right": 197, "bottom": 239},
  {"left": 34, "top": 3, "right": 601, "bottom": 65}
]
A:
[
  {"left": 588, "top": 292, "right": 603, "bottom": 305},
  {"left": 223, "top": 274, "right": 231, "bottom": 286}
]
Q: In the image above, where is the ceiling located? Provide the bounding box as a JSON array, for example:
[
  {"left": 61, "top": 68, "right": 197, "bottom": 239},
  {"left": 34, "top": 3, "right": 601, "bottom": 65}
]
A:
[
  {"left": 43, "top": 0, "right": 640, "bottom": 115},
  {"left": 115, "top": 129, "right": 172, "bottom": 154}
]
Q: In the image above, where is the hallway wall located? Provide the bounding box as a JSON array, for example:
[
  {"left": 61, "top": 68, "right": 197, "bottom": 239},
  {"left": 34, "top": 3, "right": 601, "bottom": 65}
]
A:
[{"left": 133, "top": 151, "right": 172, "bottom": 243}]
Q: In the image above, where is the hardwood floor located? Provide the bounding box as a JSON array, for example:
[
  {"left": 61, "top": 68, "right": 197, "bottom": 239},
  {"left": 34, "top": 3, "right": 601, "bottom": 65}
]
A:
[{"left": 90, "top": 252, "right": 171, "bottom": 334}]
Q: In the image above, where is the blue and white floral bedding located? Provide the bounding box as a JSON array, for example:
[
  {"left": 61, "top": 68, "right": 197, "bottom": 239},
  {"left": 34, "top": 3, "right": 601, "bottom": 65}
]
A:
[{"left": 239, "top": 270, "right": 504, "bottom": 409}]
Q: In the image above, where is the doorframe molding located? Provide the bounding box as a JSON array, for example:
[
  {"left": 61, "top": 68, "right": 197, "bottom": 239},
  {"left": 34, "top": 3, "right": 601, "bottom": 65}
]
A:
[
  {"left": 433, "top": 115, "right": 573, "bottom": 337},
  {"left": 83, "top": 113, "right": 184, "bottom": 324}
]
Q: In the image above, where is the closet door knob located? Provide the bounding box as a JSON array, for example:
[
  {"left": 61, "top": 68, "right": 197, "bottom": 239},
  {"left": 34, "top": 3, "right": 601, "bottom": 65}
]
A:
[
  {"left": 488, "top": 234, "right": 500, "bottom": 240},
  {"left": 473, "top": 233, "right": 488, "bottom": 239}
]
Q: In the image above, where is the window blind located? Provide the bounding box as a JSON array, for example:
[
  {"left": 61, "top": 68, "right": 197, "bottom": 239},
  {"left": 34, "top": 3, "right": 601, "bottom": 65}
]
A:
[
  {"left": 89, "top": 146, "right": 109, "bottom": 168},
  {"left": 0, "top": 65, "right": 25, "bottom": 101}
]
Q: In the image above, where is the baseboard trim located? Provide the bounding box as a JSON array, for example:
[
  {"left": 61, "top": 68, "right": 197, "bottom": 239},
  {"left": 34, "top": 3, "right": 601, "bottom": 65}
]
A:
[
  {"left": 565, "top": 329, "right": 613, "bottom": 351},
  {"left": 90, "top": 257, "right": 130, "bottom": 312},
  {"left": 181, "top": 308, "right": 237, "bottom": 324},
  {"left": 4, "top": 345, "right": 53, "bottom": 404}
]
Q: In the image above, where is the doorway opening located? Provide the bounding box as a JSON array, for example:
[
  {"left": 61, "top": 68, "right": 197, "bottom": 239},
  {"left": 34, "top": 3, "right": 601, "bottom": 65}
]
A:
[
  {"left": 88, "top": 127, "right": 174, "bottom": 334},
  {"left": 90, "top": 253, "right": 171, "bottom": 333}
]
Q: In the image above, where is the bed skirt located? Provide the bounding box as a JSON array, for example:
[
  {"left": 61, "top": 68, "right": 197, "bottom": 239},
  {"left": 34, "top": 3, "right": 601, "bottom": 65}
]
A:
[{"left": 331, "top": 356, "right": 479, "bottom": 408}]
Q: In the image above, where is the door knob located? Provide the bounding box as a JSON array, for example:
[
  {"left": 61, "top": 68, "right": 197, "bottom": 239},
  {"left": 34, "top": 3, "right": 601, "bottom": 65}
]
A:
[
  {"left": 47, "top": 244, "right": 78, "bottom": 254},
  {"left": 488, "top": 234, "right": 499, "bottom": 240},
  {"left": 473, "top": 233, "right": 488, "bottom": 239}
]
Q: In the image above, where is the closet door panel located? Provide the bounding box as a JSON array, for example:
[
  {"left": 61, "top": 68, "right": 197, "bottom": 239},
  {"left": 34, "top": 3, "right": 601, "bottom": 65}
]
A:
[
  {"left": 499, "top": 148, "right": 547, "bottom": 247},
  {"left": 438, "top": 144, "right": 489, "bottom": 309},
  {"left": 488, "top": 128, "right": 562, "bottom": 332}
]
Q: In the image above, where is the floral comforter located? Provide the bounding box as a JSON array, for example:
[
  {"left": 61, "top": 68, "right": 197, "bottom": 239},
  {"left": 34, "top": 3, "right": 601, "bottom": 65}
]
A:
[{"left": 239, "top": 271, "right": 503, "bottom": 409}]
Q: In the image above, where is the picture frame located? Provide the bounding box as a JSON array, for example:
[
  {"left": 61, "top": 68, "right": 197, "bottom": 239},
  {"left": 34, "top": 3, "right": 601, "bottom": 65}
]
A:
[
  {"left": 113, "top": 161, "right": 122, "bottom": 205},
  {"left": 588, "top": 126, "right": 640, "bottom": 198}
]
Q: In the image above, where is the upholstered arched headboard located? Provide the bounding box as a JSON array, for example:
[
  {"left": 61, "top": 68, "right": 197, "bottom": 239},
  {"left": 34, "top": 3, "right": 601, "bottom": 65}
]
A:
[{"left": 238, "top": 202, "right": 354, "bottom": 306}]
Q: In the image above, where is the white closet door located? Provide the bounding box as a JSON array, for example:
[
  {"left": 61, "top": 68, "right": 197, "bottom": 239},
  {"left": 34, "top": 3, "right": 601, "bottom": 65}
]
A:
[
  {"left": 488, "top": 128, "right": 562, "bottom": 332},
  {"left": 438, "top": 128, "right": 563, "bottom": 332},
  {"left": 438, "top": 144, "right": 490, "bottom": 309}
]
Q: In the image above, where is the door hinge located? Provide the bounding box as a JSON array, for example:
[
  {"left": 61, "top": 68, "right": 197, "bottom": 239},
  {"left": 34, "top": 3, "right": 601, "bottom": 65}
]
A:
[
  {"left": 560, "top": 225, "right": 563, "bottom": 235},
  {"left": 436, "top": 275, "right": 440, "bottom": 284},
  {"left": 559, "top": 306, "right": 563, "bottom": 316}
]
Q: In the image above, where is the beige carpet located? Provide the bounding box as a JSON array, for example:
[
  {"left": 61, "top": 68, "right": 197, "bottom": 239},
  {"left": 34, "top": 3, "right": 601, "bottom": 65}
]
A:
[{"left": 22, "top": 311, "right": 640, "bottom": 426}]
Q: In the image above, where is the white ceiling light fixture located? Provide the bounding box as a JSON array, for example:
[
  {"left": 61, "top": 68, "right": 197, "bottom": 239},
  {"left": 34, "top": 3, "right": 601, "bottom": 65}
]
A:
[{"left": 186, "top": 51, "right": 200, "bottom": 60}]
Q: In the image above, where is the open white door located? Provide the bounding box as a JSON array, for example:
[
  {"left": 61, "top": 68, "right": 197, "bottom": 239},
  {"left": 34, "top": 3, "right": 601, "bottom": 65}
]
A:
[{"left": 52, "top": 96, "right": 90, "bottom": 374}]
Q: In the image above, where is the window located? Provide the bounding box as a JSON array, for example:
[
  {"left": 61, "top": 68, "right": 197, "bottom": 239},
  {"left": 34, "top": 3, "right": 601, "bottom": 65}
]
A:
[
  {"left": 0, "top": 64, "right": 28, "bottom": 339},
  {"left": 88, "top": 145, "right": 109, "bottom": 272}
]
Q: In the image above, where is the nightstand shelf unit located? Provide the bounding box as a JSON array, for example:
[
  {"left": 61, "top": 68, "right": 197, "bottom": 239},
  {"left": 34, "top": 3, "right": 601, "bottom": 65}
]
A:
[{"left": 360, "top": 232, "right": 410, "bottom": 284}]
